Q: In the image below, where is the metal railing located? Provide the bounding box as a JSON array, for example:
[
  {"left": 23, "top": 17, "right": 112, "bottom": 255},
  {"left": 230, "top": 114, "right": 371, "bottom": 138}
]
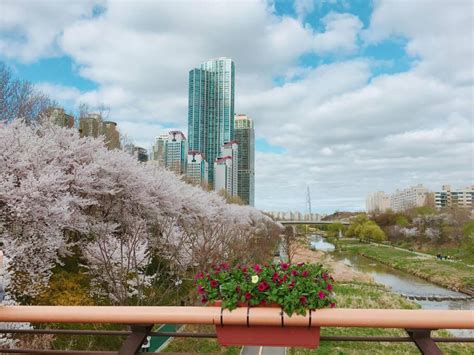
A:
[{"left": 0, "top": 306, "right": 473, "bottom": 354}]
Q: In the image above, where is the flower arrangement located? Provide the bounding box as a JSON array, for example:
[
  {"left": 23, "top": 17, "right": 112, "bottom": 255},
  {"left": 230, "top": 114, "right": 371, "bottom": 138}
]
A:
[{"left": 195, "top": 262, "right": 336, "bottom": 316}]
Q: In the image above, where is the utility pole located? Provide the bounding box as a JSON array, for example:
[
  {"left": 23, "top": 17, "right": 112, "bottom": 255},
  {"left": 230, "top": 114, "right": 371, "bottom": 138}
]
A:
[
  {"left": 306, "top": 186, "right": 312, "bottom": 215},
  {"left": 305, "top": 186, "right": 312, "bottom": 235}
]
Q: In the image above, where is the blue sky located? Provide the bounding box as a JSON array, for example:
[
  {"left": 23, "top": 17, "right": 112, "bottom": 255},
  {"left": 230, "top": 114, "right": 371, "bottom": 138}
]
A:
[{"left": 1, "top": 0, "right": 472, "bottom": 213}]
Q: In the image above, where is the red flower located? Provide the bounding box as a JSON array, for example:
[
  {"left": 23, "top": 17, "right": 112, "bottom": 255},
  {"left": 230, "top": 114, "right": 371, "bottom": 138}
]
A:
[
  {"left": 212, "top": 264, "right": 221, "bottom": 271},
  {"left": 253, "top": 264, "right": 262, "bottom": 273},
  {"left": 318, "top": 291, "right": 326, "bottom": 299},
  {"left": 258, "top": 281, "right": 269, "bottom": 292},
  {"left": 301, "top": 270, "right": 309, "bottom": 277},
  {"left": 291, "top": 270, "right": 298, "bottom": 276},
  {"left": 326, "top": 283, "right": 333, "bottom": 291},
  {"left": 280, "top": 262, "right": 289, "bottom": 270},
  {"left": 210, "top": 280, "right": 218, "bottom": 288},
  {"left": 330, "top": 302, "right": 336, "bottom": 308},
  {"left": 195, "top": 272, "right": 204, "bottom": 280},
  {"left": 271, "top": 272, "right": 279, "bottom": 282},
  {"left": 241, "top": 266, "right": 248, "bottom": 273},
  {"left": 197, "top": 285, "right": 205, "bottom": 294},
  {"left": 236, "top": 286, "right": 241, "bottom": 293},
  {"left": 288, "top": 281, "right": 296, "bottom": 289},
  {"left": 201, "top": 295, "right": 208, "bottom": 303},
  {"left": 322, "top": 273, "right": 328, "bottom": 280},
  {"left": 281, "top": 274, "right": 288, "bottom": 282},
  {"left": 245, "top": 292, "right": 252, "bottom": 300},
  {"left": 299, "top": 296, "right": 307, "bottom": 305},
  {"left": 297, "top": 262, "right": 305, "bottom": 267},
  {"left": 220, "top": 262, "right": 230, "bottom": 270}
]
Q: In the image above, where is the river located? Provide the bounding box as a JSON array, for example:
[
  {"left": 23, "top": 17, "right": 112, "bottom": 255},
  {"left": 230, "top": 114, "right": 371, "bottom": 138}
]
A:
[{"left": 310, "top": 235, "right": 474, "bottom": 337}]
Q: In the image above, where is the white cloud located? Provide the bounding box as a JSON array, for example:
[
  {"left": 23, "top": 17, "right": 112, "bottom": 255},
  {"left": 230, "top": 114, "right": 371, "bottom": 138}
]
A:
[
  {"left": 364, "top": 0, "right": 474, "bottom": 85},
  {"left": 0, "top": 0, "right": 101, "bottom": 62},
  {"left": 313, "top": 12, "right": 362, "bottom": 54}
]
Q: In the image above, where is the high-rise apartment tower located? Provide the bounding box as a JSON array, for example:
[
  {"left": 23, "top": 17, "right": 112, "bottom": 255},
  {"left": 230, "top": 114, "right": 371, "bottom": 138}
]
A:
[
  {"left": 188, "top": 57, "right": 235, "bottom": 188},
  {"left": 234, "top": 114, "right": 255, "bottom": 205}
]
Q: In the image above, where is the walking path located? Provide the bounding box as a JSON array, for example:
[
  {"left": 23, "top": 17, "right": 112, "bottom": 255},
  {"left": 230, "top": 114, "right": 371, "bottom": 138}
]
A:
[
  {"left": 368, "top": 241, "right": 474, "bottom": 267},
  {"left": 241, "top": 346, "right": 286, "bottom": 355}
]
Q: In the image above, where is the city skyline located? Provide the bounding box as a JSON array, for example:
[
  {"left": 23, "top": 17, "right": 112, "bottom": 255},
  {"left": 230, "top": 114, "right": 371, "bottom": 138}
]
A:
[{"left": 1, "top": 1, "right": 472, "bottom": 212}]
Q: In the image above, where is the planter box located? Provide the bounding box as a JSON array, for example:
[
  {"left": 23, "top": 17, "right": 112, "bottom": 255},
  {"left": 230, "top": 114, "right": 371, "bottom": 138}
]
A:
[
  {"left": 213, "top": 302, "right": 320, "bottom": 348},
  {"left": 216, "top": 324, "right": 320, "bottom": 348}
]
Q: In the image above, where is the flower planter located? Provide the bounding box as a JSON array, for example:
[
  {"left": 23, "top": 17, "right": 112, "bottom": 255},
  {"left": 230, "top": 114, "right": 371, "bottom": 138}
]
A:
[
  {"left": 213, "top": 302, "right": 320, "bottom": 348},
  {"left": 196, "top": 262, "right": 334, "bottom": 349}
]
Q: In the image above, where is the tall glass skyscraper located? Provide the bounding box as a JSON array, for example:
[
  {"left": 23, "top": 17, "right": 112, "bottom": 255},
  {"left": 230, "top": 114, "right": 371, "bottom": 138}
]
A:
[
  {"left": 234, "top": 114, "right": 255, "bottom": 206},
  {"left": 188, "top": 57, "right": 235, "bottom": 188}
]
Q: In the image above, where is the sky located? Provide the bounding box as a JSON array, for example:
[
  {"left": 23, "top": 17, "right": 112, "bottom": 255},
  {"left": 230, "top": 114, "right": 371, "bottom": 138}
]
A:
[{"left": 1, "top": 0, "right": 473, "bottom": 213}]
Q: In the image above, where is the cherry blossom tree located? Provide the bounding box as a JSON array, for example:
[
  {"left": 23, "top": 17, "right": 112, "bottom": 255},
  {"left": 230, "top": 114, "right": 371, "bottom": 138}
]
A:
[{"left": 0, "top": 119, "right": 280, "bottom": 306}]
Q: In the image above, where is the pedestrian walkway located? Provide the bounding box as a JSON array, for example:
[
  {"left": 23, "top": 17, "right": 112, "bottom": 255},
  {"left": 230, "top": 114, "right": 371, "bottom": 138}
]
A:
[{"left": 241, "top": 346, "right": 286, "bottom": 355}]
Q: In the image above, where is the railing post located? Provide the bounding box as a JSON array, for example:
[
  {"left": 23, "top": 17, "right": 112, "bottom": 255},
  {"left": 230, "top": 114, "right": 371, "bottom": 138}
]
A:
[
  {"left": 405, "top": 329, "right": 443, "bottom": 355},
  {"left": 119, "top": 324, "right": 153, "bottom": 355}
]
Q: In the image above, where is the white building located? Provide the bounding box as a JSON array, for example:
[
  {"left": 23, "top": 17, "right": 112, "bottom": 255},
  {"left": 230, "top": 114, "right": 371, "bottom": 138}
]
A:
[
  {"left": 214, "top": 141, "right": 238, "bottom": 196},
  {"left": 165, "top": 131, "right": 187, "bottom": 175},
  {"left": 186, "top": 151, "right": 208, "bottom": 186},
  {"left": 390, "top": 184, "right": 428, "bottom": 212},
  {"left": 366, "top": 191, "right": 391, "bottom": 213},
  {"left": 214, "top": 156, "right": 234, "bottom": 194},
  {"left": 435, "top": 185, "right": 473, "bottom": 209},
  {"left": 150, "top": 134, "right": 168, "bottom": 165}
]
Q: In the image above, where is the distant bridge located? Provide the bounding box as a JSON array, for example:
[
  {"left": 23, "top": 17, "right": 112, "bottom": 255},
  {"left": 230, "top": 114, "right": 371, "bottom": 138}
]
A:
[{"left": 278, "top": 220, "right": 349, "bottom": 226}]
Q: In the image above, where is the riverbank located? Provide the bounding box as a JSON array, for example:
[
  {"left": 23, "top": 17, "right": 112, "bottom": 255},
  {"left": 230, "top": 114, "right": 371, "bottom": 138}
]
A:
[{"left": 337, "top": 239, "right": 474, "bottom": 296}]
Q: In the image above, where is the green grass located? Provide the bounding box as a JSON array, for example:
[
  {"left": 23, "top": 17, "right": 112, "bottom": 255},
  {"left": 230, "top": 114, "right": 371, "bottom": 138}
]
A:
[
  {"left": 162, "top": 325, "right": 240, "bottom": 354},
  {"left": 338, "top": 240, "right": 474, "bottom": 291}
]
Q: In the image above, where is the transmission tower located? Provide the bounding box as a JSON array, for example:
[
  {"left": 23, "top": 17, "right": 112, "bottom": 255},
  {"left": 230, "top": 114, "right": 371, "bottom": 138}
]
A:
[{"left": 306, "top": 186, "right": 312, "bottom": 215}]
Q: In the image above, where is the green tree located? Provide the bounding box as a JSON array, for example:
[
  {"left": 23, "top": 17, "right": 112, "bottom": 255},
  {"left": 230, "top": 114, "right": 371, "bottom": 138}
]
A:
[
  {"left": 327, "top": 223, "right": 345, "bottom": 239},
  {"left": 462, "top": 220, "right": 474, "bottom": 256},
  {"left": 359, "top": 221, "right": 387, "bottom": 242},
  {"left": 395, "top": 215, "right": 410, "bottom": 227},
  {"left": 345, "top": 214, "right": 368, "bottom": 238}
]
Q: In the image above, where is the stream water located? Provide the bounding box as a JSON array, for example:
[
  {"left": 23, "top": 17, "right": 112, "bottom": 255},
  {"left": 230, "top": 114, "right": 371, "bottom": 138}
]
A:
[{"left": 310, "top": 235, "right": 474, "bottom": 337}]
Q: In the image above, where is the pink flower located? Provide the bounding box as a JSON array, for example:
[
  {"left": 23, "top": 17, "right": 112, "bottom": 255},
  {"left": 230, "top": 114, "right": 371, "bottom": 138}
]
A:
[
  {"left": 330, "top": 302, "right": 336, "bottom": 308},
  {"left": 195, "top": 272, "right": 204, "bottom": 280},
  {"left": 197, "top": 285, "right": 205, "bottom": 294},
  {"left": 245, "top": 292, "right": 252, "bottom": 300},
  {"left": 291, "top": 270, "right": 298, "bottom": 276},
  {"left": 299, "top": 296, "right": 307, "bottom": 305},
  {"left": 210, "top": 280, "right": 218, "bottom": 288},
  {"left": 322, "top": 273, "right": 328, "bottom": 280},
  {"left": 318, "top": 291, "right": 326, "bottom": 299},
  {"left": 253, "top": 264, "right": 262, "bottom": 273},
  {"left": 301, "top": 270, "right": 309, "bottom": 277},
  {"left": 326, "top": 283, "right": 333, "bottom": 291},
  {"left": 280, "top": 262, "right": 289, "bottom": 270}
]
